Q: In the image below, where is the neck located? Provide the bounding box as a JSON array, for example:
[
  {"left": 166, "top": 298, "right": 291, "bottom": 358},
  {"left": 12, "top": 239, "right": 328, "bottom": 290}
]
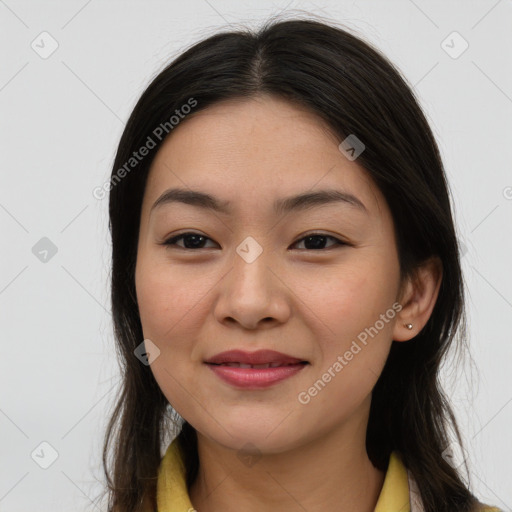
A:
[{"left": 188, "top": 407, "right": 385, "bottom": 512}]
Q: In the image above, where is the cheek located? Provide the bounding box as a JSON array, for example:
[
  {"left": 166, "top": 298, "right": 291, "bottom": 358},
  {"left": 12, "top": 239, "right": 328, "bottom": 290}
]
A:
[
  {"left": 135, "top": 256, "right": 204, "bottom": 340},
  {"left": 300, "top": 257, "right": 399, "bottom": 392},
  {"left": 299, "top": 260, "right": 398, "bottom": 341},
  {"left": 134, "top": 256, "right": 211, "bottom": 393},
  {"left": 135, "top": 259, "right": 202, "bottom": 416},
  {"left": 135, "top": 269, "right": 172, "bottom": 340}
]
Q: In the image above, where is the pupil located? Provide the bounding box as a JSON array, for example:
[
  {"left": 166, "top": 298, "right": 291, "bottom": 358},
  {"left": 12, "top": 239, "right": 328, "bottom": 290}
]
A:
[
  {"left": 184, "top": 234, "right": 205, "bottom": 249},
  {"left": 305, "top": 235, "right": 326, "bottom": 249}
]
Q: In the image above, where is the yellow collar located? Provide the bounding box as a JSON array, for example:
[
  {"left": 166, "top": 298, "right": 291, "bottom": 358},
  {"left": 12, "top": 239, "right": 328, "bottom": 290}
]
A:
[{"left": 156, "top": 440, "right": 412, "bottom": 512}]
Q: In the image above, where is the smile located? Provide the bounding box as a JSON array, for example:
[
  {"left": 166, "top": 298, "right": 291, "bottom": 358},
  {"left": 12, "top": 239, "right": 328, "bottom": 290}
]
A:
[{"left": 210, "top": 362, "right": 303, "bottom": 368}]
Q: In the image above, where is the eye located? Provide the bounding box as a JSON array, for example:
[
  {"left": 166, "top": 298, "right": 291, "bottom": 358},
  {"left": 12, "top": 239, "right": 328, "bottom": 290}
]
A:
[
  {"left": 162, "top": 232, "right": 218, "bottom": 250},
  {"left": 162, "top": 232, "right": 347, "bottom": 251},
  {"left": 291, "top": 233, "right": 347, "bottom": 250}
]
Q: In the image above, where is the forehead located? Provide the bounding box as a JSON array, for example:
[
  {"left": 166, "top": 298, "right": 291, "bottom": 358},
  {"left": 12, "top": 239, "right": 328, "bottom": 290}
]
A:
[{"left": 142, "top": 95, "right": 385, "bottom": 219}]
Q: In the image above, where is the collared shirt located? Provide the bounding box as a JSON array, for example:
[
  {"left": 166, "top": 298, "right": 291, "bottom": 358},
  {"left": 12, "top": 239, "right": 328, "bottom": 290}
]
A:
[{"left": 155, "top": 439, "right": 501, "bottom": 512}]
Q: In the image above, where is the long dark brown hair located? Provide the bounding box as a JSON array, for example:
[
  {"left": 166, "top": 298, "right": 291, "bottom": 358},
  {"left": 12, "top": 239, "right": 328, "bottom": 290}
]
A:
[{"left": 100, "top": 15, "right": 490, "bottom": 512}]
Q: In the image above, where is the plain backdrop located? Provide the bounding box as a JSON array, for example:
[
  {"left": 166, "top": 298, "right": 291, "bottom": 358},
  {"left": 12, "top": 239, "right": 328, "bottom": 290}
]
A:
[{"left": 1, "top": 1, "right": 511, "bottom": 510}]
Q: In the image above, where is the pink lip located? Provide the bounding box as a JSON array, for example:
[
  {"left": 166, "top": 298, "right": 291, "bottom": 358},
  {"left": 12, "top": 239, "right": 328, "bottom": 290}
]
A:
[
  {"left": 205, "top": 349, "right": 306, "bottom": 365},
  {"left": 204, "top": 349, "right": 309, "bottom": 389}
]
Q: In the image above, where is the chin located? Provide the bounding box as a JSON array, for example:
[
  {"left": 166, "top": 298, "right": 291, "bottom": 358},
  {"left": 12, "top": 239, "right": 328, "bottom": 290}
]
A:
[{"left": 196, "top": 416, "right": 302, "bottom": 455}]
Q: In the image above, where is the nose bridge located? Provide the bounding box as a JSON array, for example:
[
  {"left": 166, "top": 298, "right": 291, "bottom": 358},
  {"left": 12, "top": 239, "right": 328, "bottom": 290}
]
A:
[
  {"left": 213, "top": 234, "right": 287, "bottom": 328},
  {"left": 231, "top": 234, "right": 273, "bottom": 299}
]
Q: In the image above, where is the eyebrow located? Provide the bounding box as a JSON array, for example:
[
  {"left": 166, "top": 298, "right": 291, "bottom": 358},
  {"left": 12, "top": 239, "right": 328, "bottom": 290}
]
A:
[{"left": 150, "top": 187, "right": 368, "bottom": 216}]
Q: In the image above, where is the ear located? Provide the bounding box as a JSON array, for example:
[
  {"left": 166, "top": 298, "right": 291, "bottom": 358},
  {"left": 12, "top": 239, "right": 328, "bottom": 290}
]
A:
[{"left": 392, "top": 256, "right": 443, "bottom": 342}]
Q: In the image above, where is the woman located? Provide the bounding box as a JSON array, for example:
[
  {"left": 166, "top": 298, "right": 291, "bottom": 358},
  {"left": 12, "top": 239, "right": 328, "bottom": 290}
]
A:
[{"left": 101, "top": 16, "right": 501, "bottom": 512}]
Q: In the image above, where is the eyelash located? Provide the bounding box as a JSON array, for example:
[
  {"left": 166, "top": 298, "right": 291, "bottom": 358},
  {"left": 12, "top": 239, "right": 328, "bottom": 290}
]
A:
[{"left": 161, "top": 232, "right": 348, "bottom": 251}]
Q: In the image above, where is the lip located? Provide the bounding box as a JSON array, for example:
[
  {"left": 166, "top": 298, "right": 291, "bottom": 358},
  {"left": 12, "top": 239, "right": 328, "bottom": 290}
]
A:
[
  {"left": 204, "top": 350, "right": 309, "bottom": 389},
  {"left": 205, "top": 349, "right": 306, "bottom": 365}
]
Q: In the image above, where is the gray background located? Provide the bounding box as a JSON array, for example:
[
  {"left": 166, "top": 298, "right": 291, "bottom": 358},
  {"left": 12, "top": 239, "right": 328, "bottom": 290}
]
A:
[{"left": 1, "top": 0, "right": 511, "bottom": 510}]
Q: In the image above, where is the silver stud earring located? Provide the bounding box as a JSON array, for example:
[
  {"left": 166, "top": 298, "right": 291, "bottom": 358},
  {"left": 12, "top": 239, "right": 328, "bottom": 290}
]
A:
[{"left": 404, "top": 323, "right": 413, "bottom": 330}]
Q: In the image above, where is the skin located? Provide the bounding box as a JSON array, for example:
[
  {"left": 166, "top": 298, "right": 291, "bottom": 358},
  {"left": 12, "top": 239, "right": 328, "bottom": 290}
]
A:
[{"left": 135, "top": 94, "right": 442, "bottom": 512}]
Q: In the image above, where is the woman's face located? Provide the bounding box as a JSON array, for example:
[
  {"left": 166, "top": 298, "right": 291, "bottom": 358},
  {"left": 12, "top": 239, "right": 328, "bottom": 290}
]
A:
[{"left": 135, "top": 95, "right": 404, "bottom": 453}]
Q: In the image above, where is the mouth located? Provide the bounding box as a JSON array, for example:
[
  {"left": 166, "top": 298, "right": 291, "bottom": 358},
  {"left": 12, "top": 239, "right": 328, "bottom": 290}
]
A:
[
  {"left": 204, "top": 349, "right": 309, "bottom": 388},
  {"left": 207, "top": 361, "right": 309, "bottom": 369},
  {"left": 204, "top": 349, "right": 309, "bottom": 366}
]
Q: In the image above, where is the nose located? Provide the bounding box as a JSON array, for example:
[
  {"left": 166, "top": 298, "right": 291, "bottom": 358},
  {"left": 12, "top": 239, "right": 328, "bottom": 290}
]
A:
[{"left": 212, "top": 243, "right": 291, "bottom": 330}]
